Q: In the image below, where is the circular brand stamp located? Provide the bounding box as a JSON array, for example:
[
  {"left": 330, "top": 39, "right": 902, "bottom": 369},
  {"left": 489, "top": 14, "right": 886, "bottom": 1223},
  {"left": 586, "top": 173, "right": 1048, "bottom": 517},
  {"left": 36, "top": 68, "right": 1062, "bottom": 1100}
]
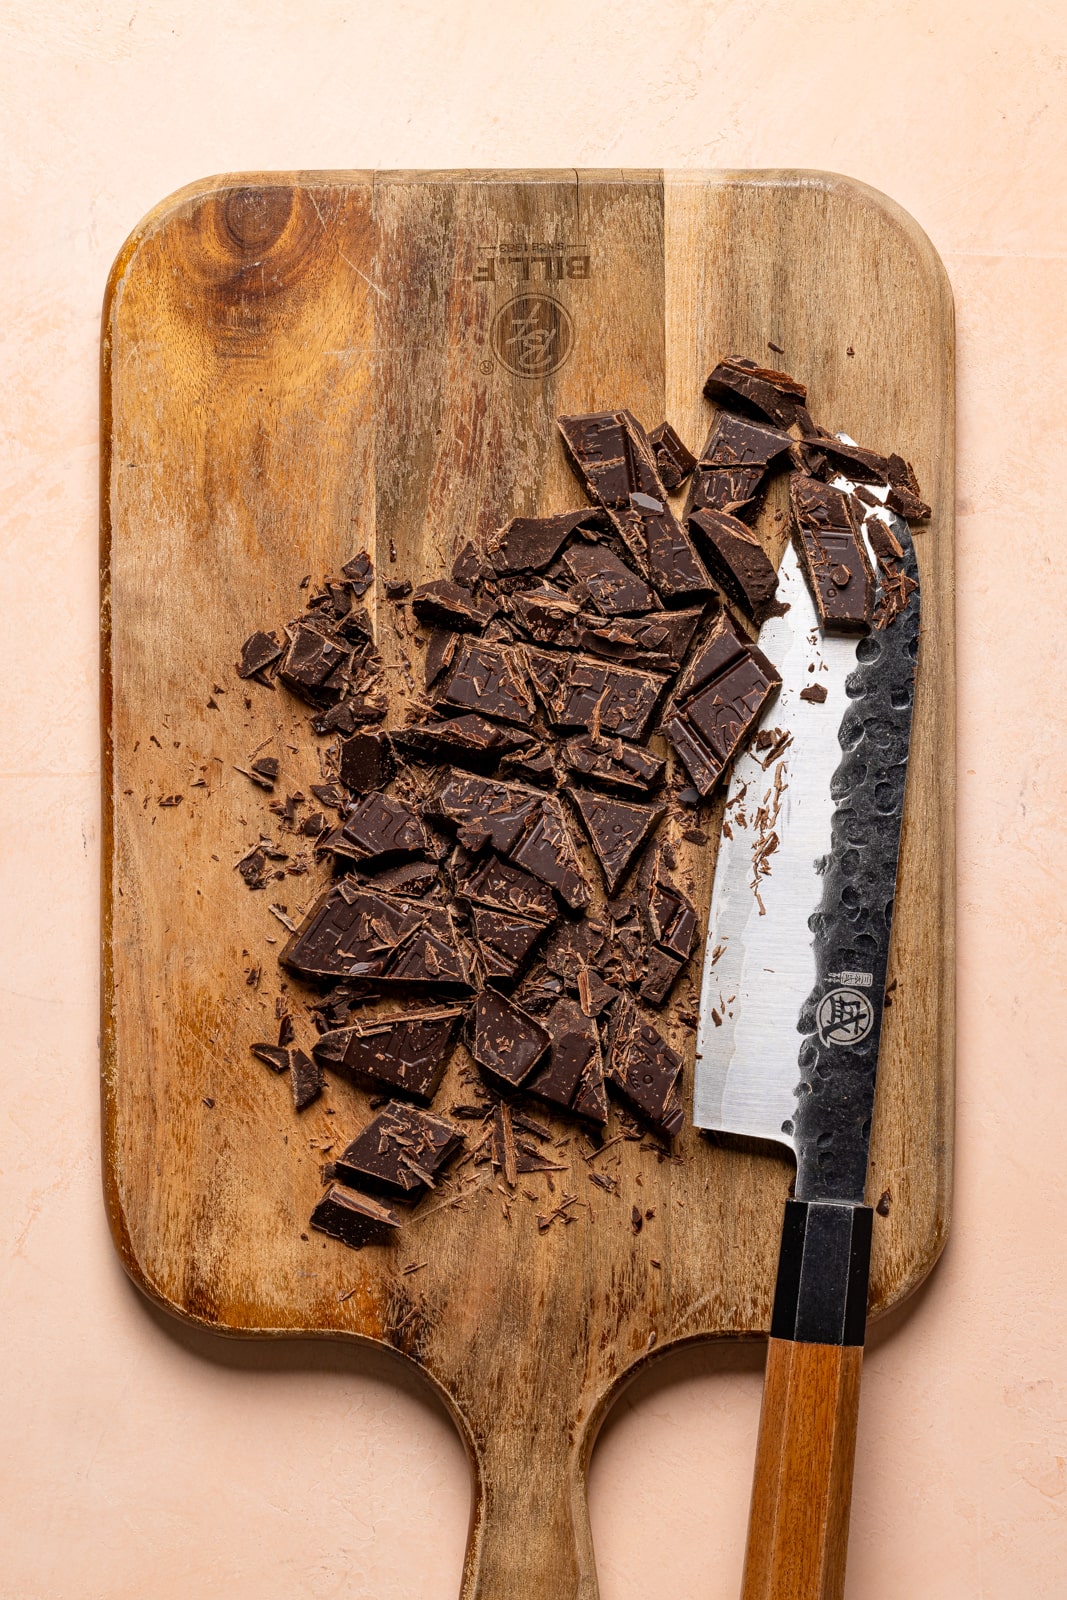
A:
[
  {"left": 816, "top": 987, "right": 875, "bottom": 1047},
  {"left": 490, "top": 294, "right": 573, "bottom": 378}
]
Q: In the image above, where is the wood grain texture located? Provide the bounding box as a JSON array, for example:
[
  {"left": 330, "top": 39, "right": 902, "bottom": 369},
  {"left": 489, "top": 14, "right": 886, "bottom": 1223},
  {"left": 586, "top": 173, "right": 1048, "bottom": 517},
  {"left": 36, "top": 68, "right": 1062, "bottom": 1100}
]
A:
[
  {"left": 101, "top": 170, "right": 954, "bottom": 1598},
  {"left": 741, "top": 1339, "right": 863, "bottom": 1600}
]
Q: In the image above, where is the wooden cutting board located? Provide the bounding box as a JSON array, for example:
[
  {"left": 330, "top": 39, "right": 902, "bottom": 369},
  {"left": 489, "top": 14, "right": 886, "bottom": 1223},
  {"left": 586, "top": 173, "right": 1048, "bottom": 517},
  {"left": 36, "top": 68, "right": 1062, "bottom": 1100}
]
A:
[{"left": 101, "top": 169, "right": 954, "bottom": 1598}]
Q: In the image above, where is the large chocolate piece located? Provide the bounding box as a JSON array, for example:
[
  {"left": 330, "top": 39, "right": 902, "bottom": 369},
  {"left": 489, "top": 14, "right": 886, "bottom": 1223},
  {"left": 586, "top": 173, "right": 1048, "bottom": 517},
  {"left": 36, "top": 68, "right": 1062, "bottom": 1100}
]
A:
[
  {"left": 524, "top": 648, "right": 668, "bottom": 741},
  {"left": 790, "top": 473, "right": 875, "bottom": 632},
  {"left": 571, "top": 789, "right": 664, "bottom": 895},
  {"left": 702, "top": 355, "right": 809, "bottom": 429},
  {"left": 509, "top": 795, "right": 592, "bottom": 911},
  {"left": 338, "top": 730, "right": 395, "bottom": 793},
  {"left": 560, "top": 544, "right": 658, "bottom": 616},
  {"left": 526, "top": 998, "right": 607, "bottom": 1123},
  {"left": 310, "top": 1184, "right": 400, "bottom": 1249},
  {"left": 392, "top": 713, "right": 535, "bottom": 770},
  {"left": 238, "top": 630, "right": 284, "bottom": 679},
  {"left": 609, "top": 493, "right": 713, "bottom": 602},
  {"left": 432, "top": 773, "right": 543, "bottom": 855},
  {"left": 562, "top": 734, "right": 665, "bottom": 794},
  {"left": 689, "top": 508, "right": 780, "bottom": 622},
  {"left": 687, "top": 464, "right": 767, "bottom": 521},
  {"left": 283, "top": 881, "right": 473, "bottom": 990},
  {"left": 508, "top": 586, "right": 583, "bottom": 649},
  {"left": 334, "top": 1102, "right": 464, "bottom": 1199},
  {"left": 664, "top": 612, "right": 782, "bottom": 795},
  {"left": 279, "top": 620, "right": 351, "bottom": 700},
  {"left": 576, "top": 607, "right": 703, "bottom": 670},
  {"left": 701, "top": 412, "right": 793, "bottom": 469},
  {"left": 606, "top": 998, "right": 684, "bottom": 1136},
  {"left": 557, "top": 410, "right": 664, "bottom": 508},
  {"left": 647, "top": 421, "right": 697, "bottom": 490},
  {"left": 456, "top": 851, "right": 557, "bottom": 923},
  {"left": 411, "top": 580, "right": 497, "bottom": 632},
  {"left": 637, "top": 840, "right": 697, "bottom": 1005},
  {"left": 435, "top": 637, "right": 535, "bottom": 725},
  {"left": 314, "top": 1006, "right": 464, "bottom": 1101},
  {"left": 486, "top": 510, "right": 601, "bottom": 575},
  {"left": 469, "top": 989, "right": 550, "bottom": 1086},
  {"left": 470, "top": 905, "right": 548, "bottom": 981},
  {"left": 339, "top": 792, "right": 429, "bottom": 863}
]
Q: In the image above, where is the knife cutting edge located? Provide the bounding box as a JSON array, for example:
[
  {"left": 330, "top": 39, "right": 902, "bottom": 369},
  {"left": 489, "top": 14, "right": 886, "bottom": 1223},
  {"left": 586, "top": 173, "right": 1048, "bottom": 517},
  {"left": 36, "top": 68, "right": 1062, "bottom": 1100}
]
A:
[{"left": 693, "top": 472, "right": 921, "bottom": 1600}]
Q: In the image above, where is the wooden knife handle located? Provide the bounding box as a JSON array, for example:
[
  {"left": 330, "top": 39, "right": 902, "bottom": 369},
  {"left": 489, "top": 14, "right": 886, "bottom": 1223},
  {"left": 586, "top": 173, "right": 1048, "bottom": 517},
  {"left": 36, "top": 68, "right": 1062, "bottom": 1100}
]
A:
[{"left": 740, "top": 1200, "right": 873, "bottom": 1600}]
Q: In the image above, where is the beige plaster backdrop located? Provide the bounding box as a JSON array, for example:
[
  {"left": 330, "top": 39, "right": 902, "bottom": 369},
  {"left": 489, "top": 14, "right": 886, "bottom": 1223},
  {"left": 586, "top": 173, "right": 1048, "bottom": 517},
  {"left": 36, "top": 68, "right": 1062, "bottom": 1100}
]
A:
[{"left": 2, "top": 2, "right": 1065, "bottom": 1596}]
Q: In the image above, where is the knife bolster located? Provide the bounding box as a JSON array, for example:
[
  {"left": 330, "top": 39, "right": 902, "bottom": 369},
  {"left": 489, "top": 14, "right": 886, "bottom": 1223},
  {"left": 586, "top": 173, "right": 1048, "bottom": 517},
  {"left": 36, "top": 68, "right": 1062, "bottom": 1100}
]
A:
[{"left": 770, "top": 1199, "right": 872, "bottom": 1347}]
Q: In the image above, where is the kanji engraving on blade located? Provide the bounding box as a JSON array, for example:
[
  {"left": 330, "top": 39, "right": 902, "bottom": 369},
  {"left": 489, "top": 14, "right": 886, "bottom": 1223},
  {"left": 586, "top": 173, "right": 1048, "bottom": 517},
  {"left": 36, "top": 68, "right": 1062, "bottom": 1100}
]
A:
[{"left": 816, "top": 987, "right": 875, "bottom": 1047}]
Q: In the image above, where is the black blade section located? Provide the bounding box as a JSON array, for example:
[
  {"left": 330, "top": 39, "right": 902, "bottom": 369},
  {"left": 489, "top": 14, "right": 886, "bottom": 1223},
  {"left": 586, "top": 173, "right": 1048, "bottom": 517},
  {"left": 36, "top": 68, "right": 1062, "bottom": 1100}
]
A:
[{"left": 792, "top": 520, "right": 921, "bottom": 1203}]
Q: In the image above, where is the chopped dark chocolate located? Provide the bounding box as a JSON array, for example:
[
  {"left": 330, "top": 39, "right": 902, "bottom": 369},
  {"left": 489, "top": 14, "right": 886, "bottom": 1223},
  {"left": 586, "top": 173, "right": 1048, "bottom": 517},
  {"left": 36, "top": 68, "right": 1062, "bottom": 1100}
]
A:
[
  {"left": 562, "top": 734, "right": 665, "bottom": 794},
  {"left": 314, "top": 1006, "right": 464, "bottom": 1101},
  {"left": 469, "top": 989, "right": 550, "bottom": 1086},
  {"left": 352, "top": 859, "right": 440, "bottom": 897},
  {"left": 341, "top": 551, "right": 374, "bottom": 595},
  {"left": 392, "top": 713, "right": 535, "bottom": 771},
  {"left": 686, "top": 464, "right": 767, "bottom": 521},
  {"left": 249, "top": 756, "right": 280, "bottom": 787},
  {"left": 664, "top": 612, "right": 782, "bottom": 795},
  {"left": 641, "top": 840, "right": 698, "bottom": 962},
  {"left": 507, "top": 586, "right": 583, "bottom": 649},
  {"left": 609, "top": 494, "right": 713, "bottom": 603},
  {"left": 509, "top": 795, "right": 592, "bottom": 911},
  {"left": 383, "top": 578, "right": 412, "bottom": 600},
  {"left": 524, "top": 648, "right": 668, "bottom": 741},
  {"left": 639, "top": 948, "right": 686, "bottom": 1007},
  {"left": 571, "top": 789, "right": 664, "bottom": 895},
  {"left": 411, "top": 580, "right": 497, "bottom": 632},
  {"left": 703, "top": 355, "right": 809, "bottom": 429},
  {"left": 575, "top": 607, "right": 703, "bottom": 670},
  {"left": 238, "top": 630, "right": 284, "bottom": 679},
  {"left": 557, "top": 410, "right": 664, "bottom": 508},
  {"left": 486, "top": 510, "right": 601, "bottom": 575},
  {"left": 310, "top": 1184, "right": 400, "bottom": 1249},
  {"left": 790, "top": 473, "right": 875, "bottom": 632},
  {"left": 701, "top": 412, "right": 793, "bottom": 469},
  {"left": 435, "top": 637, "right": 535, "bottom": 725},
  {"left": 689, "top": 507, "right": 780, "bottom": 622},
  {"left": 526, "top": 998, "right": 606, "bottom": 1123},
  {"left": 560, "top": 543, "right": 658, "bottom": 616},
  {"left": 498, "top": 741, "right": 560, "bottom": 785},
  {"left": 455, "top": 851, "right": 558, "bottom": 924},
  {"left": 338, "top": 730, "right": 395, "bottom": 793},
  {"left": 606, "top": 998, "right": 684, "bottom": 1136},
  {"left": 647, "top": 421, "right": 697, "bottom": 490},
  {"left": 339, "top": 792, "right": 429, "bottom": 863},
  {"left": 251, "top": 1041, "right": 291, "bottom": 1074},
  {"left": 279, "top": 620, "right": 351, "bottom": 700},
  {"left": 424, "top": 628, "right": 459, "bottom": 690},
  {"left": 470, "top": 905, "right": 548, "bottom": 981},
  {"left": 799, "top": 682, "right": 828, "bottom": 704},
  {"left": 886, "top": 454, "right": 930, "bottom": 521},
  {"left": 432, "top": 773, "right": 543, "bottom": 855},
  {"left": 452, "top": 539, "right": 489, "bottom": 588},
  {"left": 333, "top": 1101, "right": 463, "bottom": 1199},
  {"left": 282, "top": 880, "right": 473, "bottom": 990},
  {"left": 290, "top": 1048, "right": 323, "bottom": 1110}
]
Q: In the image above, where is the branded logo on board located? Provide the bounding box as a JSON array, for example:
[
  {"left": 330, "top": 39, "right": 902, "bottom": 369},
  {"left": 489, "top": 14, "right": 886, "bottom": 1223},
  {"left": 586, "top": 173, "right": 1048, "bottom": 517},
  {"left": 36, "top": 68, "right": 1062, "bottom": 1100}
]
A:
[
  {"left": 816, "top": 986, "right": 875, "bottom": 1047},
  {"left": 490, "top": 295, "right": 573, "bottom": 379}
]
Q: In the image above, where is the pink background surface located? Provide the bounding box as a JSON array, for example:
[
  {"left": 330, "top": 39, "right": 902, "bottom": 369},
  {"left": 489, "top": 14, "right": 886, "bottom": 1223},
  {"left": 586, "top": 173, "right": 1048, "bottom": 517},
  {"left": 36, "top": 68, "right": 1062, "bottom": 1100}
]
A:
[{"left": 3, "top": 2, "right": 1065, "bottom": 1595}]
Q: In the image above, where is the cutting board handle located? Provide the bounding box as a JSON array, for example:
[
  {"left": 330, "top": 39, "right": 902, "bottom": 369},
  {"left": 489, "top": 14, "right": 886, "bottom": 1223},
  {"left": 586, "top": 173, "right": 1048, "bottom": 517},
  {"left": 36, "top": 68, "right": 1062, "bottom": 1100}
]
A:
[
  {"left": 460, "top": 1423, "right": 597, "bottom": 1599},
  {"left": 740, "top": 1199, "right": 872, "bottom": 1600}
]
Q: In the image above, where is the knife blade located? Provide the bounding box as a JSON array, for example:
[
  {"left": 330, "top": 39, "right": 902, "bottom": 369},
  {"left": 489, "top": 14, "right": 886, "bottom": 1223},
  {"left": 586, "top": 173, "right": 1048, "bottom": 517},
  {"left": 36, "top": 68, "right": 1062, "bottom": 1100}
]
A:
[{"left": 693, "top": 475, "right": 921, "bottom": 1600}]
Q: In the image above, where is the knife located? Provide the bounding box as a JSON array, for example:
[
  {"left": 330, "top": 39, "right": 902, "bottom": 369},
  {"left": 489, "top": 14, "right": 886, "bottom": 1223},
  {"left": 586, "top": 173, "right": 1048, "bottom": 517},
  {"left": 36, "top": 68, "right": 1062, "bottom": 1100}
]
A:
[{"left": 693, "top": 478, "right": 921, "bottom": 1600}]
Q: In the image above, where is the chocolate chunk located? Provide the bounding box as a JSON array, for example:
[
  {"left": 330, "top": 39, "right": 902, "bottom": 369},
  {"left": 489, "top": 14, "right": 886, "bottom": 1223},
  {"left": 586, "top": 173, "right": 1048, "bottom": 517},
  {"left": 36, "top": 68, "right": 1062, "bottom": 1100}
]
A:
[
  {"left": 311, "top": 781, "right": 349, "bottom": 812},
  {"left": 638, "top": 948, "right": 686, "bottom": 1006},
  {"left": 455, "top": 851, "right": 558, "bottom": 923},
  {"left": 557, "top": 411, "right": 664, "bottom": 508},
  {"left": 352, "top": 859, "right": 440, "bottom": 897},
  {"left": 795, "top": 434, "right": 930, "bottom": 515},
  {"left": 641, "top": 840, "right": 698, "bottom": 962},
  {"left": 664, "top": 612, "right": 782, "bottom": 795},
  {"left": 702, "top": 355, "right": 809, "bottom": 429},
  {"left": 576, "top": 607, "right": 703, "bottom": 670},
  {"left": 701, "top": 412, "right": 793, "bottom": 469},
  {"left": 310, "top": 1184, "right": 400, "bottom": 1249},
  {"left": 647, "top": 421, "right": 697, "bottom": 490},
  {"left": 886, "top": 454, "right": 930, "bottom": 521},
  {"left": 452, "top": 539, "right": 489, "bottom": 588},
  {"left": 251, "top": 1042, "right": 291, "bottom": 1074},
  {"left": 392, "top": 713, "right": 535, "bottom": 771},
  {"left": 249, "top": 755, "right": 279, "bottom": 787},
  {"left": 606, "top": 998, "right": 684, "bottom": 1136},
  {"left": 571, "top": 789, "right": 664, "bottom": 895},
  {"left": 283, "top": 880, "right": 473, "bottom": 990},
  {"left": 279, "top": 620, "right": 351, "bottom": 701},
  {"left": 509, "top": 795, "right": 592, "bottom": 910},
  {"left": 382, "top": 578, "right": 412, "bottom": 600},
  {"left": 338, "top": 730, "right": 395, "bottom": 793},
  {"left": 432, "top": 773, "right": 543, "bottom": 855},
  {"left": 470, "top": 905, "right": 548, "bottom": 981},
  {"left": 470, "top": 989, "right": 550, "bottom": 1086},
  {"left": 686, "top": 464, "right": 767, "bottom": 521},
  {"left": 562, "top": 734, "right": 665, "bottom": 795},
  {"left": 238, "top": 630, "right": 283, "bottom": 679},
  {"left": 525, "top": 648, "right": 668, "bottom": 741},
  {"left": 790, "top": 474, "right": 875, "bottom": 632},
  {"left": 290, "top": 1048, "right": 323, "bottom": 1111},
  {"left": 411, "top": 580, "right": 497, "bottom": 632},
  {"left": 561, "top": 544, "right": 658, "bottom": 615},
  {"left": 486, "top": 510, "right": 602, "bottom": 575},
  {"left": 435, "top": 637, "right": 535, "bottom": 725},
  {"left": 508, "top": 586, "right": 583, "bottom": 649},
  {"left": 341, "top": 551, "right": 374, "bottom": 595},
  {"left": 609, "top": 494, "right": 713, "bottom": 603},
  {"left": 689, "top": 508, "right": 780, "bottom": 622},
  {"left": 498, "top": 741, "right": 560, "bottom": 785},
  {"left": 314, "top": 1006, "right": 464, "bottom": 1101},
  {"left": 526, "top": 998, "right": 606, "bottom": 1123},
  {"left": 799, "top": 682, "right": 828, "bottom": 704},
  {"left": 339, "top": 792, "right": 429, "bottom": 863},
  {"left": 334, "top": 1102, "right": 463, "bottom": 1199},
  {"left": 423, "top": 628, "right": 459, "bottom": 692},
  {"left": 335, "top": 604, "right": 375, "bottom": 645}
]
